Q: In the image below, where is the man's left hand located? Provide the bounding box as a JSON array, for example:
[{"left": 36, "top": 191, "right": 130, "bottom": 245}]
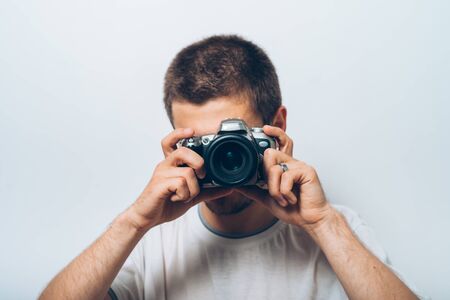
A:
[{"left": 236, "top": 125, "right": 334, "bottom": 230}]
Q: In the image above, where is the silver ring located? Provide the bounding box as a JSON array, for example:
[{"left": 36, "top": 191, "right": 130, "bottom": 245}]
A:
[{"left": 279, "top": 162, "right": 289, "bottom": 173}]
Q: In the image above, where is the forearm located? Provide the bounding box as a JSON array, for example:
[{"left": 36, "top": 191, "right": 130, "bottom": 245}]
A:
[
  {"left": 304, "top": 208, "right": 418, "bottom": 300},
  {"left": 39, "top": 207, "right": 147, "bottom": 300}
]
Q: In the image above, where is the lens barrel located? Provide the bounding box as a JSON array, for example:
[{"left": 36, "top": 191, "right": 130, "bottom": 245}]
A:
[{"left": 206, "top": 135, "right": 258, "bottom": 187}]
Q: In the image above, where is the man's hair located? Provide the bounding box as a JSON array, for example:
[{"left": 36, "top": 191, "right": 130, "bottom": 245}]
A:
[{"left": 163, "top": 34, "right": 282, "bottom": 126}]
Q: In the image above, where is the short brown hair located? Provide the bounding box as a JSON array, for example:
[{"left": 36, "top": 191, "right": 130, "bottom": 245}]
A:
[{"left": 163, "top": 34, "right": 282, "bottom": 126}]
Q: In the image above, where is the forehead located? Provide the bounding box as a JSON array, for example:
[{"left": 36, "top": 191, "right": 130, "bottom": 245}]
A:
[{"left": 172, "top": 96, "right": 263, "bottom": 136}]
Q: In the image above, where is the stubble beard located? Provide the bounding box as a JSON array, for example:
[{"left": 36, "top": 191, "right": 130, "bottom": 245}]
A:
[{"left": 204, "top": 190, "right": 253, "bottom": 215}]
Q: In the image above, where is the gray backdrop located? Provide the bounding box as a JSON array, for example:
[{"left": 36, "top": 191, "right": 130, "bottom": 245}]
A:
[{"left": 0, "top": 1, "right": 448, "bottom": 299}]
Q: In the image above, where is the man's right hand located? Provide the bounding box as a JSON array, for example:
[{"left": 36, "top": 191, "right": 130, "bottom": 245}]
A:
[{"left": 125, "top": 128, "right": 233, "bottom": 232}]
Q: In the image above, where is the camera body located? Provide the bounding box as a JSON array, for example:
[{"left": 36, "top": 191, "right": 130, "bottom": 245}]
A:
[{"left": 178, "top": 118, "right": 277, "bottom": 188}]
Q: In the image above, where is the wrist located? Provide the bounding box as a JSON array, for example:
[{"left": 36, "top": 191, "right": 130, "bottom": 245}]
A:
[
  {"left": 113, "top": 206, "right": 155, "bottom": 237},
  {"left": 302, "top": 206, "right": 346, "bottom": 243}
]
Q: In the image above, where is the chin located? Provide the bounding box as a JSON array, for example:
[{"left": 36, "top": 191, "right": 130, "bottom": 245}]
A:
[{"left": 205, "top": 190, "right": 253, "bottom": 216}]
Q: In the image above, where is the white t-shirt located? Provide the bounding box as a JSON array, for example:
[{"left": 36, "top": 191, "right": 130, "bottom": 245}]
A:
[{"left": 109, "top": 204, "right": 426, "bottom": 300}]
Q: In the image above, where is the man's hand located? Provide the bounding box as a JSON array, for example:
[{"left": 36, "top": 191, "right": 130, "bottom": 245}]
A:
[
  {"left": 238, "top": 125, "right": 419, "bottom": 300},
  {"left": 39, "top": 127, "right": 234, "bottom": 300},
  {"left": 236, "top": 125, "right": 334, "bottom": 230},
  {"left": 127, "top": 128, "right": 233, "bottom": 232}
]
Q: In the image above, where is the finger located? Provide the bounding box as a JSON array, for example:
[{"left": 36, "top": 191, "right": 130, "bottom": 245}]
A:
[
  {"left": 186, "top": 187, "right": 235, "bottom": 205},
  {"left": 280, "top": 170, "right": 298, "bottom": 205},
  {"left": 162, "top": 177, "right": 190, "bottom": 202},
  {"left": 263, "top": 125, "right": 293, "bottom": 156},
  {"left": 263, "top": 149, "right": 298, "bottom": 206},
  {"left": 263, "top": 148, "right": 293, "bottom": 172},
  {"left": 163, "top": 147, "right": 206, "bottom": 179},
  {"left": 162, "top": 167, "right": 200, "bottom": 201},
  {"left": 161, "top": 128, "right": 194, "bottom": 158},
  {"left": 267, "top": 164, "right": 289, "bottom": 207}
]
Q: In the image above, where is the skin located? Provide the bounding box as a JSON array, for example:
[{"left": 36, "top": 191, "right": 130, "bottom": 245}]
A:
[
  {"left": 170, "top": 97, "right": 280, "bottom": 234},
  {"left": 38, "top": 96, "right": 419, "bottom": 300}
]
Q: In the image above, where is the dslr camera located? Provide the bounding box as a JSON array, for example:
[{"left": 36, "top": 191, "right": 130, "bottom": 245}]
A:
[{"left": 178, "top": 118, "right": 277, "bottom": 188}]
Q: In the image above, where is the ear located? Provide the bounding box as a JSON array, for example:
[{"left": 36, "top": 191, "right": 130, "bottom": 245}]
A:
[{"left": 270, "top": 105, "right": 287, "bottom": 131}]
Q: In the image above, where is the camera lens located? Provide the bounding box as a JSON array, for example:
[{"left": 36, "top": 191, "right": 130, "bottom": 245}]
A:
[
  {"left": 206, "top": 135, "right": 258, "bottom": 187},
  {"left": 220, "top": 145, "right": 244, "bottom": 171}
]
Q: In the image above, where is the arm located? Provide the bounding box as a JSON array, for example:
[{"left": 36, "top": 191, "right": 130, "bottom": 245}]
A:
[
  {"left": 236, "top": 125, "right": 419, "bottom": 300},
  {"left": 39, "top": 128, "right": 232, "bottom": 300},
  {"left": 38, "top": 208, "right": 147, "bottom": 300},
  {"left": 305, "top": 208, "right": 418, "bottom": 300}
]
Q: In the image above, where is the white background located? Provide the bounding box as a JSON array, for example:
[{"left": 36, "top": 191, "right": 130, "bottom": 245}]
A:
[{"left": 1, "top": 1, "right": 448, "bottom": 299}]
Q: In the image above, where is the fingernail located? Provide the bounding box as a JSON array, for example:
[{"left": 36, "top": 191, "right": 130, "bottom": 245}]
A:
[{"left": 184, "top": 128, "right": 193, "bottom": 134}]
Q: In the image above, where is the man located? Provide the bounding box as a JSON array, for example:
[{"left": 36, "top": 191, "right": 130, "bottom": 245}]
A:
[{"left": 39, "top": 34, "right": 423, "bottom": 300}]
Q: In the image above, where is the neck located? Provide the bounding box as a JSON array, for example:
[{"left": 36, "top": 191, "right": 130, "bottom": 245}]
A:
[{"left": 199, "top": 200, "right": 278, "bottom": 237}]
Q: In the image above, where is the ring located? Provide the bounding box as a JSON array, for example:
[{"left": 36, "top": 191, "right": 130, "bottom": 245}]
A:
[{"left": 279, "top": 162, "right": 289, "bottom": 173}]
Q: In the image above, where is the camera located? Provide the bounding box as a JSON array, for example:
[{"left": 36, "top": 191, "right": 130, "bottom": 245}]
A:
[{"left": 178, "top": 118, "right": 277, "bottom": 188}]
